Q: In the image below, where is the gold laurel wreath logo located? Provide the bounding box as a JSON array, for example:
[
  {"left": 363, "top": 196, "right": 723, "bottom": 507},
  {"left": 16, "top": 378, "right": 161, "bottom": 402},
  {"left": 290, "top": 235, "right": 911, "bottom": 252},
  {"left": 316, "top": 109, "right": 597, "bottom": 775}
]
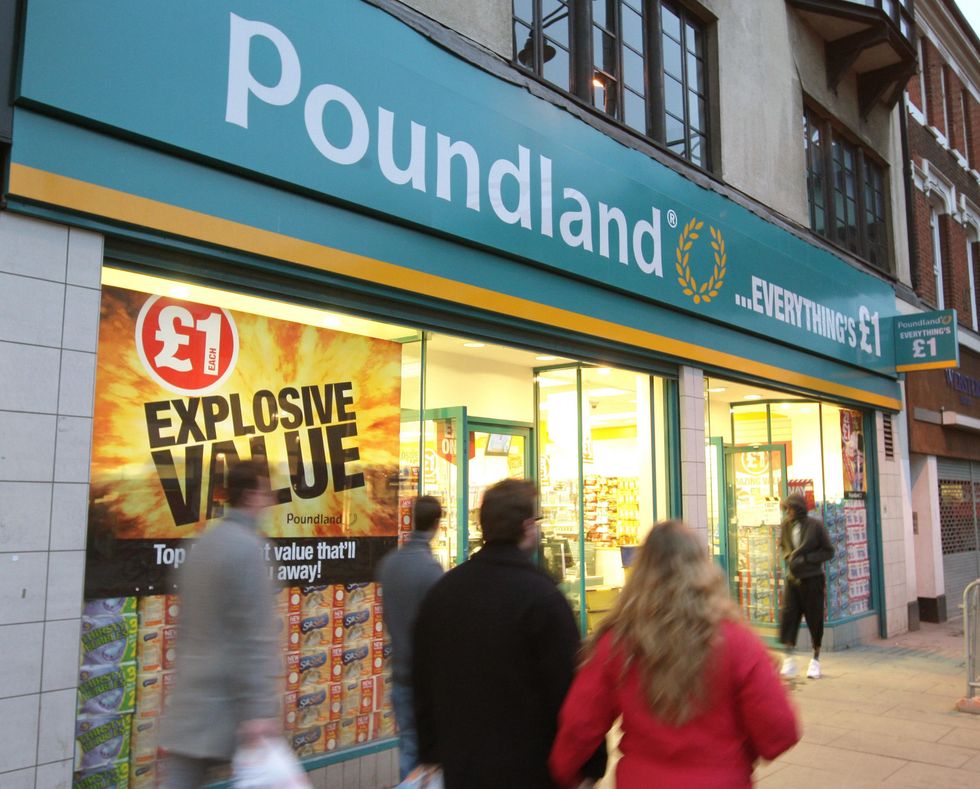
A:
[{"left": 675, "top": 217, "right": 727, "bottom": 305}]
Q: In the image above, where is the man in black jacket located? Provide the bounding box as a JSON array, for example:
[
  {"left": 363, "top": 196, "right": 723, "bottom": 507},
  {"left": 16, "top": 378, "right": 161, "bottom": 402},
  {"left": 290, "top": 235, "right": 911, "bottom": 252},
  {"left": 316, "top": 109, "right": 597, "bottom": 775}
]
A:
[
  {"left": 412, "top": 478, "right": 606, "bottom": 788},
  {"left": 778, "top": 492, "right": 834, "bottom": 680}
]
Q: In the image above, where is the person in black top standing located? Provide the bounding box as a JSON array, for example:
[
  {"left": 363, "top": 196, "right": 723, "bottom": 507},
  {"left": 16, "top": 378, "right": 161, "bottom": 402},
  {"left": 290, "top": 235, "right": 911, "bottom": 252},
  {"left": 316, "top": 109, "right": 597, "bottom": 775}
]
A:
[
  {"left": 412, "top": 479, "right": 606, "bottom": 789},
  {"left": 778, "top": 492, "right": 834, "bottom": 680},
  {"left": 376, "top": 496, "right": 444, "bottom": 780}
]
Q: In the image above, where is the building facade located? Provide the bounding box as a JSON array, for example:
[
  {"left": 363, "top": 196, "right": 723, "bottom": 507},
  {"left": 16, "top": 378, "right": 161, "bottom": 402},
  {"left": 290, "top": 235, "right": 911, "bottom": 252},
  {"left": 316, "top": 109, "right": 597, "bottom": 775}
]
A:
[
  {"left": 902, "top": 0, "right": 980, "bottom": 622},
  {"left": 0, "top": 0, "right": 924, "bottom": 786}
]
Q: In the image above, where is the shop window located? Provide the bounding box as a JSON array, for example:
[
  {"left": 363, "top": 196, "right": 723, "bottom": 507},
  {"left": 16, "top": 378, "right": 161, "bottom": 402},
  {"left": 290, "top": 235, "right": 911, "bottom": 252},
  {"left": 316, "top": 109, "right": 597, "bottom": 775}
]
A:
[
  {"left": 930, "top": 207, "right": 946, "bottom": 310},
  {"left": 75, "top": 265, "right": 676, "bottom": 782},
  {"left": 704, "top": 378, "right": 873, "bottom": 628},
  {"left": 79, "top": 268, "right": 426, "bottom": 774},
  {"left": 537, "top": 365, "right": 670, "bottom": 632},
  {"left": 803, "top": 105, "right": 892, "bottom": 272},
  {"left": 968, "top": 237, "right": 979, "bottom": 333},
  {"left": 513, "top": 0, "right": 713, "bottom": 170}
]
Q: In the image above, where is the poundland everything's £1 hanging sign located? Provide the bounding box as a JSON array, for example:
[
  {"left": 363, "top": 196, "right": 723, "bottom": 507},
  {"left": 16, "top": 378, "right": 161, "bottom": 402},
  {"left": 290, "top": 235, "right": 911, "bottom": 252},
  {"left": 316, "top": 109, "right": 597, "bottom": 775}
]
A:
[
  {"left": 85, "top": 285, "right": 402, "bottom": 596},
  {"left": 893, "top": 310, "right": 960, "bottom": 373}
]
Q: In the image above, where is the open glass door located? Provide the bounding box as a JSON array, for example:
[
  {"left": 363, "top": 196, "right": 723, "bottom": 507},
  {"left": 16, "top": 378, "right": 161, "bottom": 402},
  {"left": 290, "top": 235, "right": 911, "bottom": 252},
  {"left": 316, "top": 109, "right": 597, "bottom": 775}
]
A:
[
  {"left": 724, "top": 444, "right": 788, "bottom": 627},
  {"left": 466, "top": 421, "right": 534, "bottom": 555},
  {"left": 420, "top": 407, "right": 468, "bottom": 569}
]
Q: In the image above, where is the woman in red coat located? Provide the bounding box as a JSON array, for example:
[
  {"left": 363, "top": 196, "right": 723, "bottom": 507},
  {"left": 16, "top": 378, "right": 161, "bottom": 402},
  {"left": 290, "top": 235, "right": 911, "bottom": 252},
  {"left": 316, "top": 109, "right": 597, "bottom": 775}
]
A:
[{"left": 549, "top": 520, "right": 800, "bottom": 789}]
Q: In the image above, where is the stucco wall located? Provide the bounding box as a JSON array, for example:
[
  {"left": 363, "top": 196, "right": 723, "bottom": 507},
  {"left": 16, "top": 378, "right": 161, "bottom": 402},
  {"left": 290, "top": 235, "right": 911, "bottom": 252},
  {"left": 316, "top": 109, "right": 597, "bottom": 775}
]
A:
[{"left": 398, "top": 0, "right": 512, "bottom": 56}]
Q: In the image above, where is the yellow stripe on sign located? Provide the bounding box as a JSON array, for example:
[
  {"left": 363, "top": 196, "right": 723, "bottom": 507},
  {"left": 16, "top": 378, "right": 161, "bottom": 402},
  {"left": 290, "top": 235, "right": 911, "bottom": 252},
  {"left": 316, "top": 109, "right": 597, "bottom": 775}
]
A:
[
  {"left": 895, "top": 360, "right": 958, "bottom": 372},
  {"left": 8, "top": 163, "right": 902, "bottom": 411}
]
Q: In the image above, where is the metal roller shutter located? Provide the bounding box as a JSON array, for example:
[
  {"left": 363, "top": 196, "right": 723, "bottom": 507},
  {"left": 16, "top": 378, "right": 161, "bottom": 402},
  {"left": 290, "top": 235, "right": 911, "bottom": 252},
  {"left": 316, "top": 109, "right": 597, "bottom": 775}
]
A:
[{"left": 938, "top": 459, "right": 980, "bottom": 611}]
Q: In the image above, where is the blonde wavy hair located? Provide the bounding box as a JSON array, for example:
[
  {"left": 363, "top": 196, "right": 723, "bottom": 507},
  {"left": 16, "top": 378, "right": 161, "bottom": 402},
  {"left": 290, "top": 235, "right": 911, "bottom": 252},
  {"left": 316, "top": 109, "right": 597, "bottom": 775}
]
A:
[{"left": 590, "top": 520, "right": 737, "bottom": 726}]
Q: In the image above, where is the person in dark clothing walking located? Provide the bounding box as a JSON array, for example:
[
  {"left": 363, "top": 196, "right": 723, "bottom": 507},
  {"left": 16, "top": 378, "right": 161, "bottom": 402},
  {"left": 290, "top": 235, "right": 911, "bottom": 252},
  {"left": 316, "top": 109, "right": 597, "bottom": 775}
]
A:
[
  {"left": 376, "top": 496, "right": 444, "bottom": 780},
  {"left": 412, "top": 479, "right": 606, "bottom": 789},
  {"left": 778, "top": 492, "right": 834, "bottom": 680}
]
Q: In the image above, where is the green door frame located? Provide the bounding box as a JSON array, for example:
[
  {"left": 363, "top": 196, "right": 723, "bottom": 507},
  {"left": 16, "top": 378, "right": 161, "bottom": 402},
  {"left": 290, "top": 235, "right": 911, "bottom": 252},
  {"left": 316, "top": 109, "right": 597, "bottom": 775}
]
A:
[
  {"left": 723, "top": 443, "right": 788, "bottom": 634},
  {"left": 707, "top": 436, "right": 728, "bottom": 574},
  {"left": 465, "top": 417, "right": 536, "bottom": 560}
]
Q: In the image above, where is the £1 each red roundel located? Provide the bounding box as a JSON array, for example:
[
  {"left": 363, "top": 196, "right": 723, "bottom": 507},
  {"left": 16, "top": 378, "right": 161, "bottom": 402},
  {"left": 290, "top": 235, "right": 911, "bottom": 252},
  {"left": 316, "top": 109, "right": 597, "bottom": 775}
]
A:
[{"left": 135, "top": 295, "right": 239, "bottom": 396}]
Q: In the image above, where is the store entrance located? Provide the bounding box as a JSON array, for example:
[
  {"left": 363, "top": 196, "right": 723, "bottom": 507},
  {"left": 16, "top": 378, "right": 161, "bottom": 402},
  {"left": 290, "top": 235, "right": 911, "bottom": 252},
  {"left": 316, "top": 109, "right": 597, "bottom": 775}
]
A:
[
  {"left": 723, "top": 445, "right": 788, "bottom": 628},
  {"left": 417, "top": 407, "right": 533, "bottom": 569}
]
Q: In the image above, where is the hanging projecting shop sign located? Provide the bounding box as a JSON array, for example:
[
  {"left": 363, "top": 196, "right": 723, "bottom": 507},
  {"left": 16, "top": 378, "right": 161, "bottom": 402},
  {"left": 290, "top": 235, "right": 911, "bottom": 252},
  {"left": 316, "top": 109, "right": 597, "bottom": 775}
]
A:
[{"left": 15, "top": 0, "right": 899, "bottom": 375}]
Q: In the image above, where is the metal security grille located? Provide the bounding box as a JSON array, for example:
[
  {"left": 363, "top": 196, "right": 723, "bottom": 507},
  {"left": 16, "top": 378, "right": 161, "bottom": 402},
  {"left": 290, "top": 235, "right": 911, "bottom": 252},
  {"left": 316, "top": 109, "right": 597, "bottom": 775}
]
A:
[
  {"left": 939, "top": 459, "right": 980, "bottom": 608},
  {"left": 939, "top": 479, "right": 978, "bottom": 554}
]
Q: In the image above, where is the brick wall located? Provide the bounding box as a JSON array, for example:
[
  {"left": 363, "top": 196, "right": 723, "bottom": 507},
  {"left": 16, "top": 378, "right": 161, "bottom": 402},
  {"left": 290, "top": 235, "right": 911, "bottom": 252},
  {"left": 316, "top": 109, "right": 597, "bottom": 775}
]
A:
[
  {"left": 906, "top": 72, "right": 923, "bottom": 114},
  {"left": 944, "top": 68, "right": 965, "bottom": 157},
  {"left": 969, "top": 92, "right": 979, "bottom": 170},
  {"left": 921, "top": 39, "right": 946, "bottom": 135},
  {"left": 938, "top": 214, "right": 974, "bottom": 327},
  {"left": 912, "top": 190, "right": 937, "bottom": 305}
]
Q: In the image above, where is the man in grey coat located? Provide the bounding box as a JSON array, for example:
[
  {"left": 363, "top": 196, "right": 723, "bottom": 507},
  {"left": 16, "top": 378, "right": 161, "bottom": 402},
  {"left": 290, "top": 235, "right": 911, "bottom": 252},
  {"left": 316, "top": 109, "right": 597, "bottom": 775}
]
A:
[
  {"left": 376, "top": 495, "right": 444, "bottom": 780},
  {"left": 161, "top": 459, "right": 280, "bottom": 788}
]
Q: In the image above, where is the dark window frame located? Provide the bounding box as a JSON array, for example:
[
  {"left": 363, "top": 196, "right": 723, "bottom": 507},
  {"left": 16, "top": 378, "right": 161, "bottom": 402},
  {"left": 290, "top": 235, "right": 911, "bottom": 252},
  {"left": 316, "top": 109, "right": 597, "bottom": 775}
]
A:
[
  {"left": 804, "top": 103, "right": 892, "bottom": 273},
  {"left": 512, "top": 0, "right": 713, "bottom": 171}
]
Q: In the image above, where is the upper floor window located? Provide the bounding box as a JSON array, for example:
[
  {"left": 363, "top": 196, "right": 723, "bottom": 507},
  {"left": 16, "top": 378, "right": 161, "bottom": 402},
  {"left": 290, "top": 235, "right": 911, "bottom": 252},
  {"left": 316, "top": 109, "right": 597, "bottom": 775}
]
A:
[
  {"left": 513, "top": 0, "right": 711, "bottom": 169},
  {"left": 804, "top": 106, "right": 890, "bottom": 272}
]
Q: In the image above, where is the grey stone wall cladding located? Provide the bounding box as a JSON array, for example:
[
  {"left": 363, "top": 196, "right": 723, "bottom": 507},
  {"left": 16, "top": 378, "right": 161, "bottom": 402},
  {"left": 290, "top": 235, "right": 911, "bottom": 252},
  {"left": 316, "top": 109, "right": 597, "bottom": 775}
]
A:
[{"left": 0, "top": 212, "right": 102, "bottom": 787}]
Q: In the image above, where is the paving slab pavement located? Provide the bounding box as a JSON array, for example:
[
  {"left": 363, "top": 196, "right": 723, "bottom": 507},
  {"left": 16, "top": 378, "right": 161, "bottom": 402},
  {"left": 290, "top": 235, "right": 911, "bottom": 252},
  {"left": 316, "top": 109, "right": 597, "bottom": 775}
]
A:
[
  {"left": 757, "top": 618, "right": 980, "bottom": 788},
  {"left": 597, "top": 618, "right": 980, "bottom": 788}
]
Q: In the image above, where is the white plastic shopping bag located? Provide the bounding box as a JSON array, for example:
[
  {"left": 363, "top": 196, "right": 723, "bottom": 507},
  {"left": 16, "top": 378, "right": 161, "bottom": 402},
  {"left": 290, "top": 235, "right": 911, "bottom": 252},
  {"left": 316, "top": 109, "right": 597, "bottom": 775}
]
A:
[
  {"left": 396, "top": 765, "right": 444, "bottom": 789},
  {"left": 232, "top": 737, "right": 313, "bottom": 789}
]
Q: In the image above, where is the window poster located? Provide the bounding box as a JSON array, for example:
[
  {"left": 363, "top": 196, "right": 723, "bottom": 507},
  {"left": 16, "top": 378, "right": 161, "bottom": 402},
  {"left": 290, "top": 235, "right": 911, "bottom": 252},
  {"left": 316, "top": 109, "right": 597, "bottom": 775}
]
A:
[
  {"left": 74, "top": 284, "right": 402, "bottom": 784},
  {"left": 840, "top": 408, "right": 866, "bottom": 493},
  {"left": 86, "top": 285, "right": 402, "bottom": 596},
  {"left": 844, "top": 492, "right": 871, "bottom": 615}
]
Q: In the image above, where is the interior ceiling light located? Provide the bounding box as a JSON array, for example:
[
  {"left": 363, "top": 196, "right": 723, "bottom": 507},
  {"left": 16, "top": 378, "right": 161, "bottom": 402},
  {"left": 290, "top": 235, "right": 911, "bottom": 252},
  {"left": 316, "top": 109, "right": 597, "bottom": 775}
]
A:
[
  {"left": 595, "top": 367, "right": 612, "bottom": 375},
  {"left": 462, "top": 341, "right": 486, "bottom": 348},
  {"left": 536, "top": 355, "right": 558, "bottom": 361},
  {"left": 585, "top": 387, "right": 630, "bottom": 398},
  {"left": 742, "top": 394, "right": 763, "bottom": 400},
  {"left": 706, "top": 387, "right": 727, "bottom": 393},
  {"left": 169, "top": 284, "right": 191, "bottom": 299}
]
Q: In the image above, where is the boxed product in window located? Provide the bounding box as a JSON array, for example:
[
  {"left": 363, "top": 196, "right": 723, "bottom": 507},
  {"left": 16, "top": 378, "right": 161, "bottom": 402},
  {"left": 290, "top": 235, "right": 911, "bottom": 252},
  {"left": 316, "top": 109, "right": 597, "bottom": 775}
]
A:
[
  {"left": 72, "top": 762, "right": 129, "bottom": 789},
  {"left": 291, "top": 724, "right": 325, "bottom": 758},
  {"left": 75, "top": 714, "right": 132, "bottom": 770},
  {"left": 295, "top": 685, "right": 330, "bottom": 728},
  {"left": 373, "top": 709, "right": 396, "bottom": 739},
  {"left": 299, "top": 611, "right": 333, "bottom": 648},
  {"left": 131, "top": 761, "right": 158, "bottom": 789},
  {"left": 84, "top": 598, "right": 137, "bottom": 619},
  {"left": 341, "top": 643, "right": 371, "bottom": 680},
  {"left": 81, "top": 614, "right": 138, "bottom": 667},
  {"left": 78, "top": 663, "right": 137, "bottom": 716},
  {"left": 344, "top": 582, "right": 375, "bottom": 606},
  {"left": 278, "top": 586, "right": 302, "bottom": 614},
  {"left": 322, "top": 720, "right": 339, "bottom": 752},
  {"left": 299, "top": 648, "right": 331, "bottom": 687},
  {"left": 137, "top": 595, "right": 179, "bottom": 628},
  {"left": 130, "top": 715, "right": 161, "bottom": 765},
  {"left": 283, "top": 650, "right": 301, "bottom": 691},
  {"left": 283, "top": 689, "right": 298, "bottom": 732}
]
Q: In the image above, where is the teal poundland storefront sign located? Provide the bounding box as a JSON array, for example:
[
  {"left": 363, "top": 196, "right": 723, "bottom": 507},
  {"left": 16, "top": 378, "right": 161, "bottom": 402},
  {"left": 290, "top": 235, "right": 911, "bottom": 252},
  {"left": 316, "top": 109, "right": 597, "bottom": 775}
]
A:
[{"left": 11, "top": 0, "right": 902, "bottom": 405}]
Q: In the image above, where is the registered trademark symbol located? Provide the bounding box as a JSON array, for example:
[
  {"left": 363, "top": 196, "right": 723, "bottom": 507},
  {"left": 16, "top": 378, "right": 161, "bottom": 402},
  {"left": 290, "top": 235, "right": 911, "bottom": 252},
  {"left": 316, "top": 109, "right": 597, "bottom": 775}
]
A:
[{"left": 667, "top": 210, "right": 678, "bottom": 228}]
